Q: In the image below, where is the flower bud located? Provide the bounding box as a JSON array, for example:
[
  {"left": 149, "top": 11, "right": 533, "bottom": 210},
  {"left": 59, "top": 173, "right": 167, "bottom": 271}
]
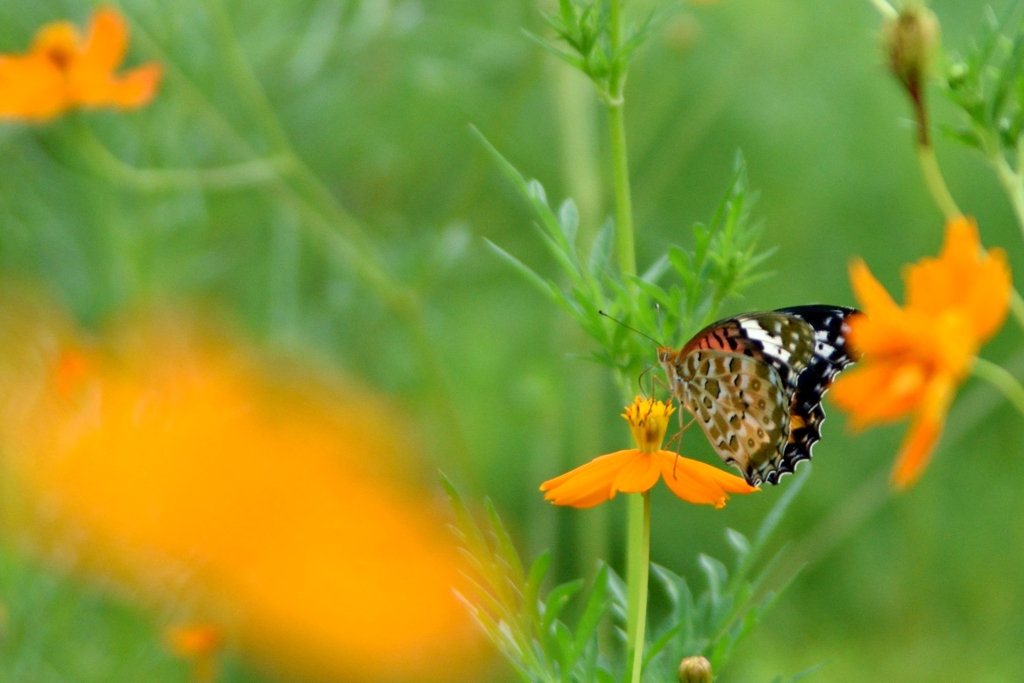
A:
[
  {"left": 883, "top": 5, "right": 940, "bottom": 102},
  {"left": 678, "top": 656, "right": 713, "bottom": 683}
]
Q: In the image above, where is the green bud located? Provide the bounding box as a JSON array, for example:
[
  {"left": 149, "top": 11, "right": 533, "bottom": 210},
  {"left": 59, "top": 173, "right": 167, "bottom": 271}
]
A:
[
  {"left": 883, "top": 5, "right": 940, "bottom": 101},
  {"left": 677, "top": 656, "right": 713, "bottom": 683},
  {"left": 946, "top": 61, "right": 968, "bottom": 89}
]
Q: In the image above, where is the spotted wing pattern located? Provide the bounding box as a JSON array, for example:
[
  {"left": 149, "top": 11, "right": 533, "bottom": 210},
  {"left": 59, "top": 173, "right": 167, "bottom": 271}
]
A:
[
  {"left": 664, "top": 305, "right": 858, "bottom": 485},
  {"left": 678, "top": 350, "right": 790, "bottom": 485}
]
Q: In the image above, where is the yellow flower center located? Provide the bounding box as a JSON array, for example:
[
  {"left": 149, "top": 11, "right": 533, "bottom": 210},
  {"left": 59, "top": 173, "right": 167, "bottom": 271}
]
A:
[{"left": 622, "top": 397, "right": 674, "bottom": 454}]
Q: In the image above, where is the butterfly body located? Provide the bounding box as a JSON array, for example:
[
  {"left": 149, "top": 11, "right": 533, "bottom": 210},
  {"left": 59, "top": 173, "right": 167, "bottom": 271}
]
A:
[{"left": 658, "top": 305, "right": 858, "bottom": 486}]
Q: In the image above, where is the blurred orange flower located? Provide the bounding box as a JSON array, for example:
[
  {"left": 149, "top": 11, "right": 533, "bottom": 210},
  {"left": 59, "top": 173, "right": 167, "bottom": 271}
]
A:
[
  {"left": 0, "top": 6, "right": 161, "bottom": 121},
  {"left": 831, "top": 216, "right": 1011, "bottom": 488},
  {"left": 540, "top": 397, "right": 757, "bottom": 508},
  {"left": 0, "top": 303, "right": 482, "bottom": 682}
]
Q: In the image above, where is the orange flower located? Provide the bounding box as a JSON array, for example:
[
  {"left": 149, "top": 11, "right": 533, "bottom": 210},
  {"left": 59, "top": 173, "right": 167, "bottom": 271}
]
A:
[
  {"left": 0, "top": 6, "right": 161, "bottom": 121},
  {"left": 0, "top": 303, "right": 484, "bottom": 683},
  {"left": 831, "top": 216, "right": 1011, "bottom": 488},
  {"left": 540, "top": 397, "right": 758, "bottom": 508}
]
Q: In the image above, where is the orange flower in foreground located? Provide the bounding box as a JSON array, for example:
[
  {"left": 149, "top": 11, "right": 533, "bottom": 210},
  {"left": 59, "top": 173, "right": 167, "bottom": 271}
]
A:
[
  {"left": 0, "top": 6, "right": 161, "bottom": 121},
  {"left": 831, "top": 216, "right": 1011, "bottom": 488},
  {"left": 540, "top": 397, "right": 758, "bottom": 508},
  {"left": 0, "top": 304, "right": 483, "bottom": 683}
]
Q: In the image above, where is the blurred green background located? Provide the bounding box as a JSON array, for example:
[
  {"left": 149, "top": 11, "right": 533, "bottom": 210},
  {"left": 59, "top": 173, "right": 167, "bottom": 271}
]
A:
[{"left": 2, "top": 0, "right": 1024, "bottom": 681}]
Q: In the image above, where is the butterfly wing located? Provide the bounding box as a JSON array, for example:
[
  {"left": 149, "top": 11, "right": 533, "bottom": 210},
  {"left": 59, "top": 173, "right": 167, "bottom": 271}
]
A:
[
  {"left": 772, "top": 305, "right": 859, "bottom": 476},
  {"left": 673, "top": 306, "right": 858, "bottom": 484},
  {"left": 681, "top": 311, "right": 818, "bottom": 393},
  {"left": 678, "top": 350, "right": 791, "bottom": 486}
]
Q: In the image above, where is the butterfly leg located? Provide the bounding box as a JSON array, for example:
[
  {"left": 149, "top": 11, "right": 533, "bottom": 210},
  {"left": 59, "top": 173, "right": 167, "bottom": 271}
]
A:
[{"left": 670, "top": 416, "right": 697, "bottom": 478}]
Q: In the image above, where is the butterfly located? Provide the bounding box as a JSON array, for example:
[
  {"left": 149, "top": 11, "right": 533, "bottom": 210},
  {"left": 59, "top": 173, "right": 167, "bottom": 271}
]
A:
[{"left": 657, "top": 305, "right": 859, "bottom": 486}]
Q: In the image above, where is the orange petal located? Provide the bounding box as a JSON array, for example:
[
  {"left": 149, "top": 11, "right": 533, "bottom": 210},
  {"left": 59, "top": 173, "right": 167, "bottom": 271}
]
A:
[
  {"left": 849, "top": 258, "right": 899, "bottom": 318},
  {"left": 843, "top": 309, "right": 919, "bottom": 358},
  {"left": 540, "top": 450, "right": 637, "bottom": 508},
  {"left": 105, "top": 63, "right": 162, "bottom": 108},
  {"left": 0, "top": 55, "right": 68, "bottom": 120},
  {"left": 81, "top": 6, "right": 129, "bottom": 73},
  {"left": 964, "top": 245, "right": 1011, "bottom": 343},
  {"left": 939, "top": 216, "right": 981, "bottom": 267},
  {"left": 831, "top": 360, "right": 928, "bottom": 428},
  {"left": 656, "top": 453, "right": 757, "bottom": 508},
  {"left": 905, "top": 217, "right": 1012, "bottom": 343},
  {"left": 30, "top": 21, "right": 81, "bottom": 60},
  {"left": 68, "top": 62, "right": 162, "bottom": 109},
  {"left": 890, "top": 374, "right": 955, "bottom": 489},
  {"left": 612, "top": 453, "right": 661, "bottom": 494},
  {"left": 905, "top": 217, "right": 977, "bottom": 315}
]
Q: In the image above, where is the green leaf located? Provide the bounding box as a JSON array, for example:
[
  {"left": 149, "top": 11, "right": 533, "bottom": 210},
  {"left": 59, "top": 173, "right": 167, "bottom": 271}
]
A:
[
  {"left": 558, "top": 198, "right": 580, "bottom": 248},
  {"left": 554, "top": 620, "right": 575, "bottom": 672},
  {"left": 641, "top": 253, "right": 670, "bottom": 283},
  {"left": 540, "top": 580, "right": 585, "bottom": 636},
  {"left": 523, "top": 29, "right": 587, "bottom": 71},
  {"left": 788, "top": 662, "right": 827, "bottom": 682},
  {"left": 630, "top": 275, "right": 673, "bottom": 308},
  {"left": 484, "top": 239, "right": 560, "bottom": 302},
  {"left": 725, "top": 528, "right": 751, "bottom": 570},
  {"left": 588, "top": 217, "right": 615, "bottom": 277},
  {"left": 698, "top": 554, "right": 728, "bottom": 607},
  {"left": 572, "top": 564, "right": 609, "bottom": 660},
  {"left": 528, "top": 179, "right": 549, "bottom": 207},
  {"left": 525, "top": 551, "right": 552, "bottom": 625},
  {"left": 440, "top": 472, "right": 490, "bottom": 560},
  {"left": 470, "top": 124, "right": 530, "bottom": 196},
  {"left": 989, "top": 19, "right": 1024, "bottom": 122},
  {"left": 485, "top": 498, "right": 526, "bottom": 587},
  {"left": 605, "top": 564, "right": 629, "bottom": 622},
  {"left": 940, "top": 124, "right": 984, "bottom": 149},
  {"left": 751, "top": 465, "right": 810, "bottom": 561}
]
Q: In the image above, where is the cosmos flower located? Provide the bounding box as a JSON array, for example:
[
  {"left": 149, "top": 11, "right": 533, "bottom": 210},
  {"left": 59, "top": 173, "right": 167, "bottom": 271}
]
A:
[
  {"left": 540, "top": 397, "right": 758, "bottom": 508},
  {"left": 0, "top": 303, "right": 483, "bottom": 682},
  {"left": 831, "top": 216, "right": 1011, "bottom": 488},
  {"left": 0, "top": 6, "right": 162, "bottom": 121}
]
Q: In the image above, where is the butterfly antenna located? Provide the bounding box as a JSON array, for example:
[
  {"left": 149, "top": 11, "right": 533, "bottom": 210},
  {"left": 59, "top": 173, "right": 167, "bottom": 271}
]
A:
[
  {"left": 598, "top": 310, "right": 664, "bottom": 346},
  {"left": 638, "top": 363, "right": 657, "bottom": 397}
]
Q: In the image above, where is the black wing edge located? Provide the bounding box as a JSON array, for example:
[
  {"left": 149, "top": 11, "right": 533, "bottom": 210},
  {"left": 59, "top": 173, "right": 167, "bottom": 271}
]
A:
[{"left": 764, "top": 305, "right": 860, "bottom": 485}]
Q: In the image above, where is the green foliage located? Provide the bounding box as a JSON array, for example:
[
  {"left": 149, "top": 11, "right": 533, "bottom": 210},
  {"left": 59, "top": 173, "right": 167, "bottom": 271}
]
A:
[
  {"left": 943, "top": 1, "right": 1024, "bottom": 156},
  {"left": 443, "top": 474, "right": 611, "bottom": 683},
  {"left": 527, "top": 0, "right": 674, "bottom": 101},
  {"left": 443, "top": 468, "right": 815, "bottom": 683},
  {"left": 639, "top": 468, "right": 811, "bottom": 682},
  {"left": 476, "top": 126, "right": 771, "bottom": 380}
]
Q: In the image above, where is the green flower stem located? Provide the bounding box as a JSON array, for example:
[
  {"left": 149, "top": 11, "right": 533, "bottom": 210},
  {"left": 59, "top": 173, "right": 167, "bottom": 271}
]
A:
[
  {"left": 1012, "top": 291, "right": 1024, "bottom": 334},
  {"left": 867, "top": 0, "right": 899, "bottom": 20},
  {"left": 991, "top": 152, "right": 1024, "bottom": 243},
  {"left": 985, "top": 153, "right": 1024, "bottom": 333},
  {"left": 604, "top": 2, "right": 645, "bottom": 678},
  {"left": 916, "top": 144, "right": 962, "bottom": 220},
  {"left": 972, "top": 356, "right": 1024, "bottom": 420},
  {"left": 918, "top": 145, "right": 1024, "bottom": 335},
  {"left": 606, "top": 0, "right": 636, "bottom": 280},
  {"left": 625, "top": 491, "right": 651, "bottom": 683},
  {"left": 609, "top": 104, "right": 636, "bottom": 279},
  {"left": 78, "top": 127, "right": 292, "bottom": 192}
]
